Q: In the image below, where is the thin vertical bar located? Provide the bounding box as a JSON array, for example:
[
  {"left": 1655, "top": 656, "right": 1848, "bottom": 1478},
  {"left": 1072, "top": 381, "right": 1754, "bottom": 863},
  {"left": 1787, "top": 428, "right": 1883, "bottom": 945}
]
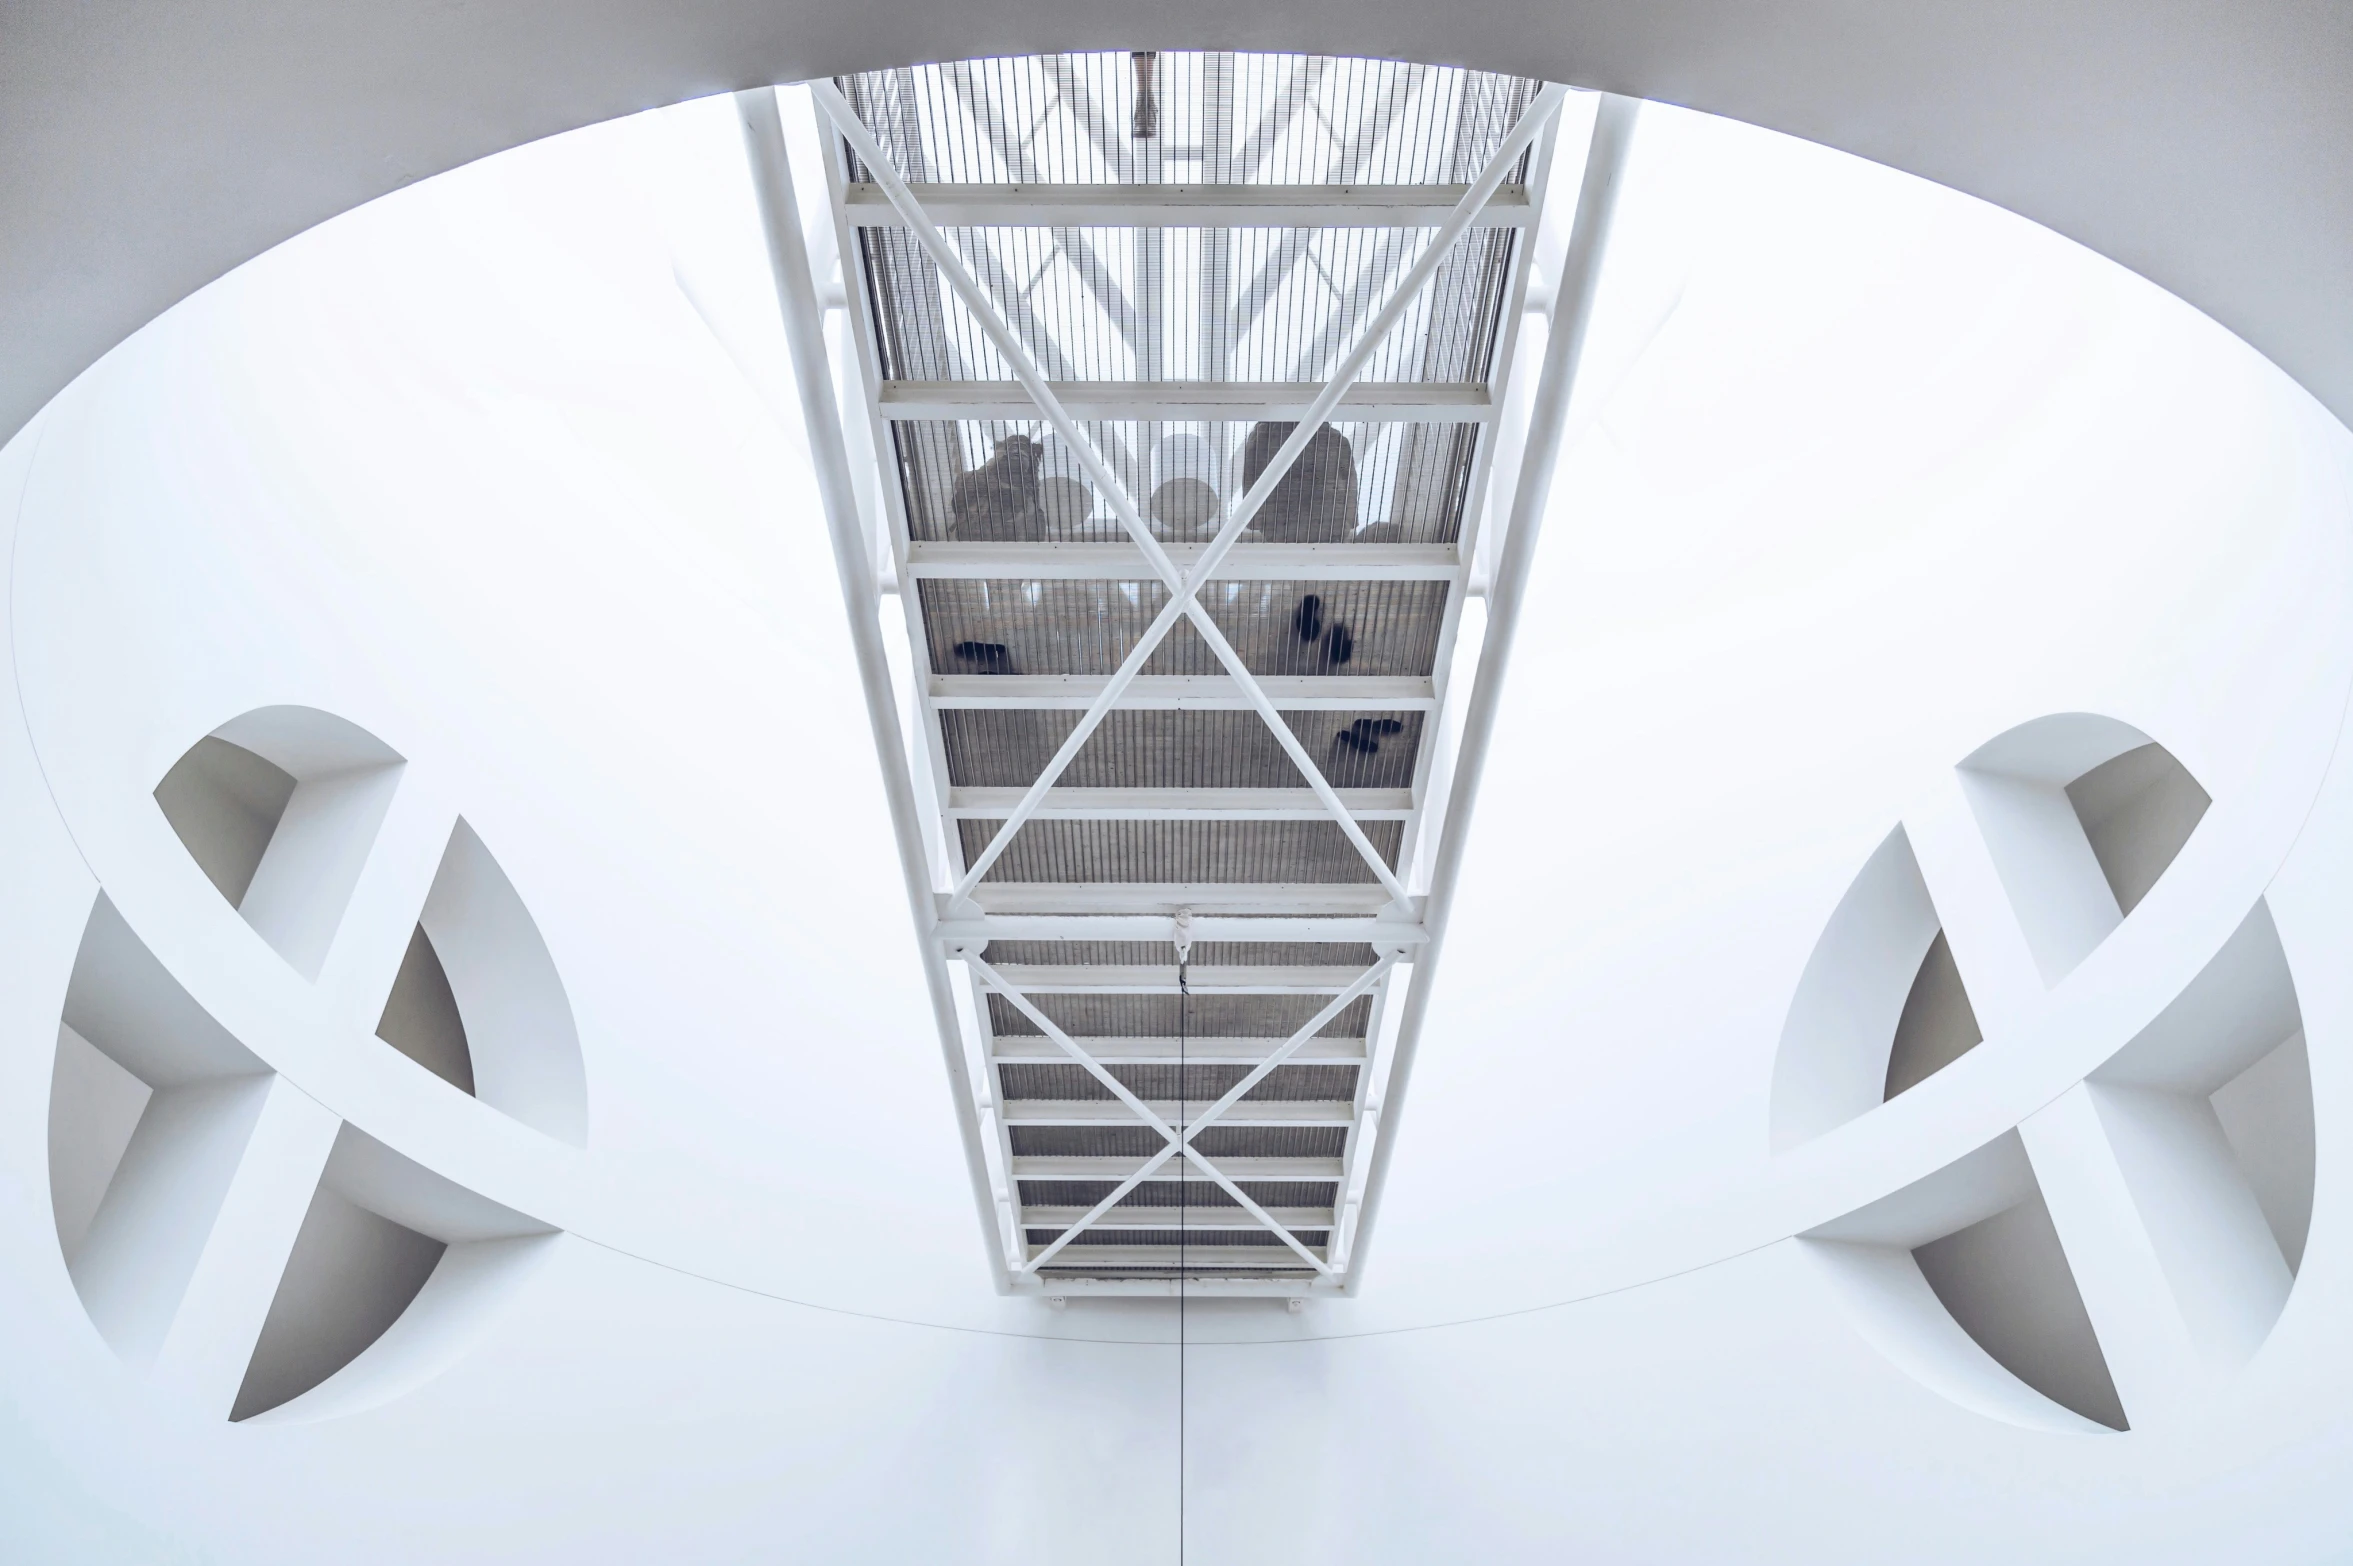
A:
[
  {"left": 1344, "top": 93, "right": 1641, "bottom": 1293},
  {"left": 735, "top": 89, "right": 1009, "bottom": 1285}
]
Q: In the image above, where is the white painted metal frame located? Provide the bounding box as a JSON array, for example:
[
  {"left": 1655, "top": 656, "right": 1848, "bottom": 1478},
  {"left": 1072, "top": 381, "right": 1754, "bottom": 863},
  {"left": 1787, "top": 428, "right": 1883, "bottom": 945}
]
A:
[
  {"left": 877, "top": 380, "right": 1494, "bottom": 422},
  {"left": 819, "top": 73, "right": 1556, "bottom": 1287},
  {"left": 1344, "top": 94, "right": 1642, "bottom": 1292},
  {"left": 903, "top": 541, "right": 1460, "bottom": 581},
  {"left": 810, "top": 79, "right": 1568, "bottom": 914},
  {"left": 733, "top": 88, "right": 1011, "bottom": 1284},
  {"left": 766, "top": 64, "right": 1609, "bottom": 1295}
]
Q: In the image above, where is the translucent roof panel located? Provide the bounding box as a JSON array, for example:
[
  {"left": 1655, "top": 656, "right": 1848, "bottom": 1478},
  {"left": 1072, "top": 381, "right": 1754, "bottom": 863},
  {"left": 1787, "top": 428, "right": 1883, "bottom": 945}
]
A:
[
  {"left": 938, "top": 709, "right": 1430, "bottom": 791},
  {"left": 856, "top": 225, "right": 1516, "bottom": 385},
  {"left": 837, "top": 53, "right": 1542, "bottom": 187},
  {"left": 891, "top": 419, "right": 1480, "bottom": 544},
  {"left": 957, "top": 818, "right": 1408, "bottom": 885},
  {"left": 916, "top": 577, "right": 1450, "bottom": 676}
]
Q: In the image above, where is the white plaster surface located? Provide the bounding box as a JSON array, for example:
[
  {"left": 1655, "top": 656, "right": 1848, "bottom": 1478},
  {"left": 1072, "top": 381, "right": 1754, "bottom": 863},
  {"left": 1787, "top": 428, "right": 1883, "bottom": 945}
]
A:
[{"left": 4, "top": 92, "right": 2353, "bottom": 1561}]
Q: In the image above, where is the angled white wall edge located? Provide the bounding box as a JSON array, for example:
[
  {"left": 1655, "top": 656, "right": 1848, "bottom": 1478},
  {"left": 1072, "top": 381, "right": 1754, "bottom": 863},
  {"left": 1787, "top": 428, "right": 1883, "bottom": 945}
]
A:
[
  {"left": 1348, "top": 91, "right": 1640, "bottom": 1294},
  {"left": 154, "top": 707, "right": 404, "bottom": 981}
]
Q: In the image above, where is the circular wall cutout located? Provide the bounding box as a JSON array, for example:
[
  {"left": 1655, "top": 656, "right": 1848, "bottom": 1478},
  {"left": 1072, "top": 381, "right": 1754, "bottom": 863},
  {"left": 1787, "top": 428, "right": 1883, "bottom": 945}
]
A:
[
  {"left": 1775, "top": 714, "right": 2313, "bottom": 1432},
  {"left": 45, "top": 706, "right": 583, "bottom": 1421},
  {"left": 148, "top": 706, "right": 588, "bottom": 1143}
]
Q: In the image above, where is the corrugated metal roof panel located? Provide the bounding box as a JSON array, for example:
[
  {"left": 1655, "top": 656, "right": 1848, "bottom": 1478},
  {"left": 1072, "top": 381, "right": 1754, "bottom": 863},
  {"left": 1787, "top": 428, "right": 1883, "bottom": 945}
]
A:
[
  {"left": 919, "top": 578, "right": 1448, "bottom": 677},
  {"left": 838, "top": 54, "right": 1540, "bottom": 189},
  {"left": 989, "top": 993, "right": 1372, "bottom": 1039},
  {"left": 1010, "top": 1125, "right": 1166, "bottom": 1158},
  {"left": 1008, "top": 1124, "right": 1350, "bottom": 1159},
  {"left": 940, "top": 709, "right": 1425, "bottom": 789},
  {"left": 981, "top": 940, "right": 1379, "bottom": 966},
  {"left": 1030, "top": 1229, "right": 1333, "bottom": 1248},
  {"left": 892, "top": 420, "right": 1479, "bottom": 545},
  {"left": 1018, "top": 1180, "right": 1340, "bottom": 1208},
  {"left": 1188, "top": 1125, "right": 1350, "bottom": 1160},
  {"left": 1035, "top": 1266, "right": 1321, "bottom": 1280},
  {"left": 998, "top": 1062, "right": 1361, "bottom": 1102},
  {"left": 859, "top": 226, "right": 1516, "bottom": 387},
  {"left": 960, "top": 818, "right": 1403, "bottom": 884}
]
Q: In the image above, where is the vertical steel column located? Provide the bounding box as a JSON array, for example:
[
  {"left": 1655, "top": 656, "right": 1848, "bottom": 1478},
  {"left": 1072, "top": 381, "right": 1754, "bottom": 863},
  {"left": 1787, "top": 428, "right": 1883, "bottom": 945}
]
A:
[
  {"left": 736, "top": 87, "right": 1011, "bottom": 1287},
  {"left": 1344, "top": 93, "right": 1641, "bottom": 1292}
]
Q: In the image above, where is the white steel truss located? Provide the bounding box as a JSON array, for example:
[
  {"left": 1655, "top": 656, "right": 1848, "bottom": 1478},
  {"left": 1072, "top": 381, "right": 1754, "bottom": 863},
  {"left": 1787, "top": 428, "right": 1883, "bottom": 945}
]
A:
[{"left": 740, "top": 55, "right": 1634, "bottom": 1297}]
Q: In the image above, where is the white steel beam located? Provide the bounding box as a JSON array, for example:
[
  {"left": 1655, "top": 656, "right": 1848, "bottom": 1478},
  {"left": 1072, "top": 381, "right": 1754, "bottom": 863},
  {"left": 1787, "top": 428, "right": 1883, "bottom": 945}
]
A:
[
  {"left": 844, "top": 181, "right": 1535, "bottom": 229},
  {"left": 1019, "top": 1278, "right": 1341, "bottom": 1299},
  {"left": 927, "top": 675, "right": 1434, "bottom": 711},
  {"left": 945, "top": 787, "right": 1416, "bottom": 821},
  {"left": 1010, "top": 1156, "right": 1343, "bottom": 1180},
  {"left": 985, "top": 963, "right": 1373, "bottom": 993},
  {"left": 960, "top": 884, "right": 1412, "bottom": 916},
  {"left": 1030, "top": 1199, "right": 1345, "bottom": 1222},
  {"left": 878, "top": 379, "right": 1492, "bottom": 422},
  {"left": 935, "top": 912, "right": 1427, "bottom": 945},
  {"left": 992, "top": 1036, "right": 1368, "bottom": 1063},
  {"left": 905, "top": 541, "right": 1459, "bottom": 581},
  {"left": 735, "top": 90, "right": 1011, "bottom": 1287},
  {"left": 1025, "top": 1247, "right": 1329, "bottom": 1267},
  {"left": 1346, "top": 94, "right": 1642, "bottom": 1293},
  {"left": 1001, "top": 1102, "right": 1354, "bottom": 1125}
]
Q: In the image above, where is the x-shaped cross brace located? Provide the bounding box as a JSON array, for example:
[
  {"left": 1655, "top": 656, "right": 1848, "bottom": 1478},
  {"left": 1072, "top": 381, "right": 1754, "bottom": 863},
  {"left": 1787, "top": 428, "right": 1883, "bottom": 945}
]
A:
[
  {"left": 961, "top": 946, "right": 1399, "bottom": 1273},
  {"left": 810, "top": 80, "right": 1568, "bottom": 914}
]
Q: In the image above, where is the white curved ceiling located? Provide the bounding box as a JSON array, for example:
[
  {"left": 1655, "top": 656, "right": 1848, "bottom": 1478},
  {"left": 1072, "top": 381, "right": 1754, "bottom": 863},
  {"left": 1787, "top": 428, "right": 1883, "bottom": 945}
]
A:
[{"left": 3, "top": 3, "right": 2350, "bottom": 448}]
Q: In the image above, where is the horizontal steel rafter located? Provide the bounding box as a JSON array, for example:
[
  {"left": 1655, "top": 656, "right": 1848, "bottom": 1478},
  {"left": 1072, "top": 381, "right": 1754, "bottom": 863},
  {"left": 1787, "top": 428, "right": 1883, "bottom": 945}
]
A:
[
  {"left": 844, "top": 181, "right": 1535, "bottom": 229},
  {"left": 994, "top": 1038, "right": 1367, "bottom": 1064},
  {"left": 944, "top": 787, "right": 1415, "bottom": 821},
  {"left": 928, "top": 674, "right": 1434, "bottom": 710},
  {"left": 878, "top": 379, "right": 1491, "bottom": 422},
  {"left": 960, "top": 884, "right": 1415, "bottom": 916},
  {"left": 1025, "top": 1269, "right": 1355, "bottom": 1288},
  {"left": 1027, "top": 1247, "right": 1329, "bottom": 1267},
  {"left": 985, "top": 963, "right": 1374, "bottom": 993},
  {"left": 1002, "top": 1102, "right": 1354, "bottom": 1125},
  {"left": 905, "top": 542, "right": 1459, "bottom": 581},
  {"left": 937, "top": 913, "right": 1427, "bottom": 945},
  {"left": 1011, "top": 1156, "right": 1344, "bottom": 1180},
  {"left": 1023, "top": 1207, "right": 1336, "bottom": 1229}
]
